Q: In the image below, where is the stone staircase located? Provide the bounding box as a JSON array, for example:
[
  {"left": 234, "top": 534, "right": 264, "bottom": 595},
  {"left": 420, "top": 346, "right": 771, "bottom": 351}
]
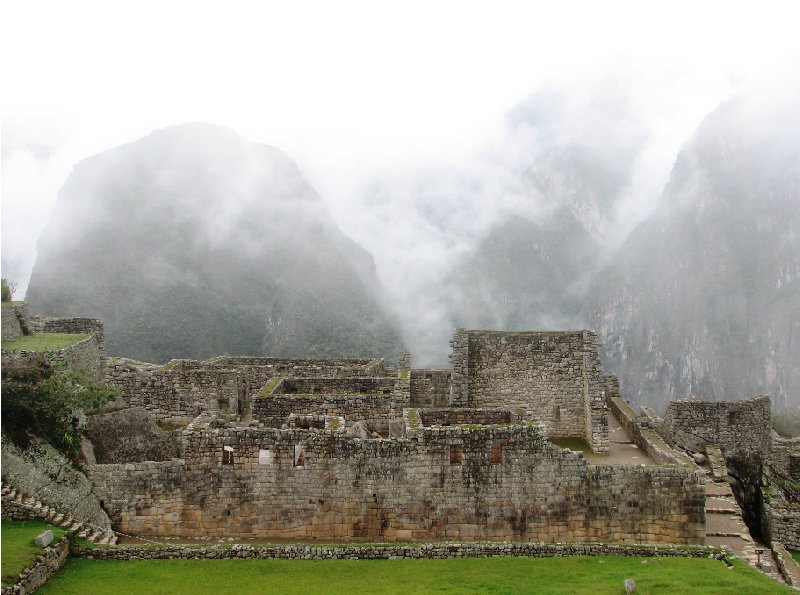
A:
[
  {"left": 701, "top": 447, "right": 785, "bottom": 585},
  {"left": 1, "top": 484, "right": 117, "bottom": 545}
]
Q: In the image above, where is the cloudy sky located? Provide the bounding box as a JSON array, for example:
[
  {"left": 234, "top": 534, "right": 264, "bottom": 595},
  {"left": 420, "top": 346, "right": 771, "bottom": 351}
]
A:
[{"left": 2, "top": 0, "right": 799, "bottom": 295}]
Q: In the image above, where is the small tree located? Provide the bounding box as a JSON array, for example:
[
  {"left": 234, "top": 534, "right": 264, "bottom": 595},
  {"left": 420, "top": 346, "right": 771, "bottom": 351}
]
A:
[
  {"left": 1, "top": 278, "right": 16, "bottom": 301},
  {"left": 1, "top": 355, "right": 118, "bottom": 453}
]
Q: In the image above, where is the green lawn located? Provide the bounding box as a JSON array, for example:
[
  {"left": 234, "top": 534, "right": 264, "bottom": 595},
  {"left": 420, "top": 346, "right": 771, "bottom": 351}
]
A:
[
  {"left": 2, "top": 332, "right": 90, "bottom": 352},
  {"left": 41, "top": 555, "right": 790, "bottom": 594},
  {"left": 1, "top": 520, "right": 67, "bottom": 587}
]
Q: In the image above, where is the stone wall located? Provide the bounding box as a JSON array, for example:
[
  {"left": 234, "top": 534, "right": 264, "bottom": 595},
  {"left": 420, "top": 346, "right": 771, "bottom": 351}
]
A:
[
  {"left": 86, "top": 407, "right": 180, "bottom": 463},
  {"left": 418, "top": 408, "right": 516, "bottom": 426},
  {"left": 91, "top": 418, "right": 704, "bottom": 544},
  {"left": 29, "top": 315, "right": 105, "bottom": 354},
  {"left": 1, "top": 302, "right": 25, "bottom": 341},
  {"left": 71, "top": 541, "right": 727, "bottom": 561},
  {"left": 1, "top": 438, "right": 111, "bottom": 531},
  {"left": 608, "top": 397, "right": 694, "bottom": 466},
  {"left": 278, "top": 377, "right": 396, "bottom": 395},
  {"left": 764, "top": 500, "right": 800, "bottom": 549},
  {"left": 410, "top": 369, "right": 451, "bottom": 408},
  {"left": 661, "top": 396, "right": 772, "bottom": 458},
  {"left": 450, "top": 329, "right": 608, "bottom": 452},
  {"left": 0, "top": 535, "right": 69, "bottom": 595},
  {"left": 105, "top": 356, "right": 389, "bottom": 425},
  {"left": 252, "top": 391, "right": 400, "bottom": 428}
]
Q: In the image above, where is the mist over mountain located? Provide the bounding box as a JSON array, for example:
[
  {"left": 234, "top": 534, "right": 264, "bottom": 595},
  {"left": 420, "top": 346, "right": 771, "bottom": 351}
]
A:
[
  {"left": 589, "top": 92, "right": 800, "bottom": 411},
  {"left": 21, "top": 87, "right": 800, "bottom": 413},
  {"left": 452, "top": 86, "right": 647, "bottom": 334},
  {"left": 26, "top": 123, "right": 401, "bottom": 363}
]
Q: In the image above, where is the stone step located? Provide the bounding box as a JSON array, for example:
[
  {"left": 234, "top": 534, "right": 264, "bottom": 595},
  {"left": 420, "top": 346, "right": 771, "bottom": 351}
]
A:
[
  {"left": 706, "top": 508, "right": 740, "bottom": 514},
  {"left": 68, "top": 521, "right": 82, "bottom": 532}
]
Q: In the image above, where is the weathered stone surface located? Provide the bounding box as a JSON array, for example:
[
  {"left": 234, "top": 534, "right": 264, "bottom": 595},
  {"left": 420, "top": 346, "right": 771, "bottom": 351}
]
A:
[
  {"left": 35, "top": 530, "right": 54, "bottom": 547},
  {"left": 86, "top": 407, "right": 179, "bottom": 463},
  {"left": 1, "top": 438, "right": 111, "bottom": 530},
  {"left": 450, "top": 329, "right": 609, "bottom": 452},
  {"left": 661, "top": 396, "right": 772, "bottom": 460},
  {"left": 91, "top": 416, "right": 704, "bottom": 544}
]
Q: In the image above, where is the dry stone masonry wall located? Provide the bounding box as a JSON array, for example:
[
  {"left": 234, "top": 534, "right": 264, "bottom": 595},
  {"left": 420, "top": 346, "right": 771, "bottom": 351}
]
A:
[
  {"left": 90, "top": 418, "right": 704, "bottom": 544},
  {"left": 451, "top": 329, "right": 609, "bottom": 452},
  {"left": 661, "top": 396, "right": 772, "bottom": 459},
  {"left": 28, "top": 316, "right": 105, "bottom": 354}
]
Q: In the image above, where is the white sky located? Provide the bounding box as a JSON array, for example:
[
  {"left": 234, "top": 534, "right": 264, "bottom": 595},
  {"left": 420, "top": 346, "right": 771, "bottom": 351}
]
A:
[{"left": 2, "top": 0, "right": 800, "bottom": 294}]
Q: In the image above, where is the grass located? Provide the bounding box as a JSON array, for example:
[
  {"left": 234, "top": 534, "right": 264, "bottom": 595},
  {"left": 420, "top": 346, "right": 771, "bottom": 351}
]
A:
[
  {"left": 791, "top": 550, "right": 800, "bottom": 564},
  {"left": 2, "top": 332, "right": 90, "bottom": 352},
  {"left": 550, "top": 437, "right": 592, "bottom": 452},
  {"left": 1, "top": 520, "right": 67, "bottom": 587},
  {"left": 40, "top": 555, "right": 790, "bottom": 594},
  {"left": 257, "top": 376, "right": 282, "bottom": 397}
]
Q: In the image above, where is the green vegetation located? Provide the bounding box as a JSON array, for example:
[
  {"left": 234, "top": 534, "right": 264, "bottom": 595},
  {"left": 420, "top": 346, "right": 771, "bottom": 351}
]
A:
[
  {"left": 791, "top": 550, "right": 800, "bottom": 564},
  {"left": 155, "top": 420, "right": 187, "bottom": 432},
  {"left": 550, "top": 437, "right": 592, "bottom": 452},
  {"left": 1, "top": 278, "right": 16, "bottom": 301},
  {"left": 1, "top": 355, "right": 117, "bottom": 452},
  {"left": 1, "top": 520, "right": 67, "bottom": 587},
  {"left": 40, "top": 556, "right": 789, "bottom": 594},
  {"left": 2, "top": 333, "right": 90, "bottom": 352},
  {"left": 257, "top": 376, "right": 282, "bottom": 397}
]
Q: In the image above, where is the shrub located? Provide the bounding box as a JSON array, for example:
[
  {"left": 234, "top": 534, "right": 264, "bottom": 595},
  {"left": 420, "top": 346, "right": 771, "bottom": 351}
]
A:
[
  {"left": 1, "top": 278, "right": 15, "bottom": 302},
  {"left": 1, "top": 355, "right": 118, "bottom": 453}
]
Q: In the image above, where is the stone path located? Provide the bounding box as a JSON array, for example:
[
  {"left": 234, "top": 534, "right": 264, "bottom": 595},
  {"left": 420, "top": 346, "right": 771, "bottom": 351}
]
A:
[
  {"left": 1, "top": 484, "right": 117, "bottom": 545},
  {"left": 579, "top": 413, "right": 657, "bottom": 466},
  {"left": 698, "top": 453, "right": 786, "bottom": 585}
]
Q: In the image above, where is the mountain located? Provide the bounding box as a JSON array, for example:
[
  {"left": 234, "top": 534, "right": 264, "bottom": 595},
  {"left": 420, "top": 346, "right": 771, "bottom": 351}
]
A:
[
  {"left": 589, "top": 93, "right": 800, "bottom": 411},
  {"left": 452, "top": 87, "right": 646, "bottom": 333},
  {"left": 26, "top": 123, "right": 401, "bottom": 363}
]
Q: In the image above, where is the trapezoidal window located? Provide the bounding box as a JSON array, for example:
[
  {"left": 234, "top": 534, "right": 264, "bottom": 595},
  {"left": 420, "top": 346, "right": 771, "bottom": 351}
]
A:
[
  {"left": 553, "top": 404, "right": 561, "bottom": 421},
  {"left": 258, "top": 449, "right": 275, "bottom": 466},
  {"left": 490, "top": 442, "right": 503, "bottom": 464},
  {"left": 222, "top": 445, "right": 234, "bottom": 465},
  {"left": 450, "top": 445, "right": 463, "bottom": 466},
  {"left": 294, "top": 444, "right": 306, "bottom": 468}
]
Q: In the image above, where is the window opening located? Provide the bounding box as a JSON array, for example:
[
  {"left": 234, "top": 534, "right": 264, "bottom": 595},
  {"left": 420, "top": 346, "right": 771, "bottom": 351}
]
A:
[
  {"left": 490, "top": 442, "right": 503, "bottom": 464},
  {"left": 258, "top": 449, "right": 275, "bottom": 466}
]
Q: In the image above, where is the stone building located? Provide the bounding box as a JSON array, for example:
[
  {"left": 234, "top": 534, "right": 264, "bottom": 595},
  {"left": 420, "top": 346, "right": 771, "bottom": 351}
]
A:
[{"left": 5, "top": 305, "right": 797, "bottom": 556}]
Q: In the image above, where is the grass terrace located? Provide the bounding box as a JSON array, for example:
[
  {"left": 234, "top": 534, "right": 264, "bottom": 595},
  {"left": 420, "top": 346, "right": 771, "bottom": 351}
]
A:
[
  {"left": 1, "top": 520, "right": 67, "bottom": 587},
  {"left": 1, "top": 332, "right": 90, "bottom": 352},
  {"left": 40, "top": 555, "right": 790, "bottom": 594}
]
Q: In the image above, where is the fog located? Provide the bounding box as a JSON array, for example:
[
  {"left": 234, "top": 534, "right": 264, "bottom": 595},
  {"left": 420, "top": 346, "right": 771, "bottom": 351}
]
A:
[{"left": 3, "top": 1, "right": 800, "bottom": 368}]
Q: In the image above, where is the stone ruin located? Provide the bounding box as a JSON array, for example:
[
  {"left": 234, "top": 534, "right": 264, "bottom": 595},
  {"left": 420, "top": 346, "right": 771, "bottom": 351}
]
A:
[
  {"left": 4, "top": 306, "right": 800, "bottom": 563},
  {"left": 89, "top": 329, "right": 705, "bottom": 544}
]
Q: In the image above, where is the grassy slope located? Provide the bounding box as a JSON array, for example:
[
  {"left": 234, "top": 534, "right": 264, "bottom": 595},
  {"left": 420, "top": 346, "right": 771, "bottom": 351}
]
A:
[
  {"left": 1, "top": 520, "right": 67, "bottom": 587},
  {"left": 1, "top": 332, "right": 90, "bottom": 352},
  {"left": 41, "top": 556, "right": 790, "bottom": 594}
]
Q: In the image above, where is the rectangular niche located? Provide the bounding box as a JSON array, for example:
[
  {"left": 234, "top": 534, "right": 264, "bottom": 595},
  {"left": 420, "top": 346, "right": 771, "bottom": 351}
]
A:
[
  {"left": 450, "top": 445, "right": 463, "bottom": 465},
  {"left": 258, "top": 449, "right": 275, "bottom": 466},
  {"left": 490, "top": 442, "right": 503, "bottom": 464}
]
